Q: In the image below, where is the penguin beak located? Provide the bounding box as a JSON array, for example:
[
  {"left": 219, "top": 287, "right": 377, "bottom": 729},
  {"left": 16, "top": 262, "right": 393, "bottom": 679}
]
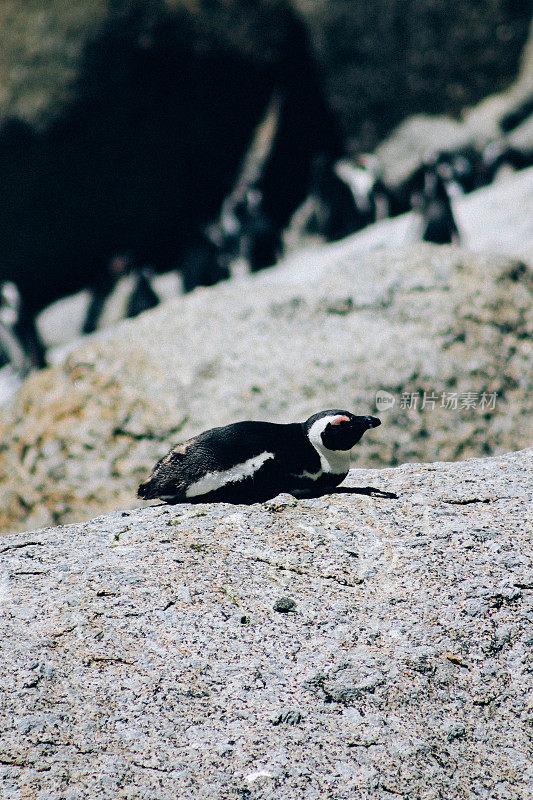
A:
[{"left": 364, "top": 416, "right": 381, "bottom": 428}]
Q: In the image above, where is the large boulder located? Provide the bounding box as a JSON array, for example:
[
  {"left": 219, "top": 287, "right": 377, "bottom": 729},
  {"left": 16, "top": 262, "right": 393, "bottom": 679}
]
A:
[
  {"left": 376, "top": 17, "right": 533, "bottom": 186},
  {"left": 297, "top": 0, "right": 531, "bottom": 147},
  {"left": 0, "top": 226, "right": 531, "bottom": 534},
  {"left": 1, "top": 1, "right": 529, "bottom": 146},
  {"left": 374, "top": 114, "right": 469, "bottom": 188},
  {"left": 0, "top": 449, "right": 531, "bottom": 798}
]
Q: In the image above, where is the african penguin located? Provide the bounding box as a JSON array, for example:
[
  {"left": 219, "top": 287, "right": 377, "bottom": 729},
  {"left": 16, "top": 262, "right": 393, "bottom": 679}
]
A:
[{"left": 137, "top": 410, "right": 381, "bottom": 505}]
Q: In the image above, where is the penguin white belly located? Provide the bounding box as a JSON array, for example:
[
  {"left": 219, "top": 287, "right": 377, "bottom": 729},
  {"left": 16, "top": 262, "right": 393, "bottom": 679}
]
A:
[{"left": 184, "top": 451, "right": 275, "bottom": 498}]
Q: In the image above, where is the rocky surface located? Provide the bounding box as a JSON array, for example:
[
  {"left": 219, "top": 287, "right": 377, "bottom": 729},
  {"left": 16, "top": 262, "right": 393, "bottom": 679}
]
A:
[
  {"left": 0, "top": 0, "right": 107, "bottom": 129},
  {"left": 0, "top": 0, "right": 307, "bottom": 129},
  {"left": 0, "top": 227, "right": 532, "bottom": 535},
  {"left": 463, "top": 16, "right": 533, "bottom": 147},
  {"left": 375, "top": 114, "right": 470, "bottom": 188},
  {"left": 0, "top": 449, "right": 531, "bottom": 799}
]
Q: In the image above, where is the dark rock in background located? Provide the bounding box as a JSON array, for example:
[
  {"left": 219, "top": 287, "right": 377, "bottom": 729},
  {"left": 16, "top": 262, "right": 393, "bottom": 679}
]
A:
[
  {"left": 0, "top": 2, "right": 530, "bottom": 313},
  {"left": 0, "top": 0, "right": 342, "bottom": 315},
  {"left": 1, "top": 1, "right": 530, "bottom": 143},
  {"left": 296, "top": 0, "right": 532, "bottom": 149}
]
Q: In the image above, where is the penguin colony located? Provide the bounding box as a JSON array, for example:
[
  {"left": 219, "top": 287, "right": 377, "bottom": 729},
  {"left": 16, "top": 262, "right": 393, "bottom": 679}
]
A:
[{"left": 138, "top": 410, "right": 381, "bottom": 504}]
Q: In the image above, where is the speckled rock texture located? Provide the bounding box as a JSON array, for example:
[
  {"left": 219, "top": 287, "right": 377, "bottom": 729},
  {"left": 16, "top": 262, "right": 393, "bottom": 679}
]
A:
[
  {"left": 0, "top": 450, "right": 531, "bottom": 799},
  {"left": 0, "top": 239, "right": 532, "bottom": 535}
]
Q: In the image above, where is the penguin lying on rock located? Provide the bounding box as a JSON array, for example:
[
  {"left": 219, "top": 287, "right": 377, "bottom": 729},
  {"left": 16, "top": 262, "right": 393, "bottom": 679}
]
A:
[{"left": 138, "top": 410, "right": 381, "bottom": 504}]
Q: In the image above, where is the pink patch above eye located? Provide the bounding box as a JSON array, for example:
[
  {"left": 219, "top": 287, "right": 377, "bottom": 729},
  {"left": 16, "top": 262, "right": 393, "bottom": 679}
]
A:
[{"left": 330, "top": 415, "right": 350, "bottom": 426}]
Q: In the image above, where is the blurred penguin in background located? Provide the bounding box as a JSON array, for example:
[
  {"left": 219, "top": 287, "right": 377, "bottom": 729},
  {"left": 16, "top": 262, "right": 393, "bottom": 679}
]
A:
[{"left": 413, "top": 155, "right": 460, "bottom": 245}]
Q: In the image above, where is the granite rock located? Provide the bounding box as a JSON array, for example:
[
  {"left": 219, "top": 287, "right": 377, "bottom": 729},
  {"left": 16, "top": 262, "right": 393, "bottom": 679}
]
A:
[{"left": 0, "top": 449, "right": 531, "bottom": 799}]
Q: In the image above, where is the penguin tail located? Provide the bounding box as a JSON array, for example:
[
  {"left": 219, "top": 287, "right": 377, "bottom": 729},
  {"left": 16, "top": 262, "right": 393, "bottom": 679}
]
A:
[
  {"left": 137, "top": 474, "right": 184, "bottom": 504},
  {"left": 137, "top": 476, "right": 159, "bottom": 500}
]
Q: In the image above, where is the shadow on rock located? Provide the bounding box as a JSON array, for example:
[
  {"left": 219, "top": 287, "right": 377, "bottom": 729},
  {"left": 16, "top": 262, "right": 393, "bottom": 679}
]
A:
[{"left": 333, "top": 486, "right": 398, "bottom": 499}]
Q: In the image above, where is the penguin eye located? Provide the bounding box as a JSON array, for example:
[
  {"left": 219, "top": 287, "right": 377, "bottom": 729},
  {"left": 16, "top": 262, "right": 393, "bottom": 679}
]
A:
[{"left": 330, "top": 415, "right": 350, "bottom": 426}]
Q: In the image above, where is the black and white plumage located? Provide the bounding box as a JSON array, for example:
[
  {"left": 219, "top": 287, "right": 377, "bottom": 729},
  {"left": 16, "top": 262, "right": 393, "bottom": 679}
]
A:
[{"left": 137, "top": 410, "right": 381, "bottom": 505}]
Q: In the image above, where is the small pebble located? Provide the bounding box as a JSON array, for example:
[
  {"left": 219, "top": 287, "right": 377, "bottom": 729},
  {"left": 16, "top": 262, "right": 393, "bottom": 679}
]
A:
[
  {"left": 273, "top": 710, "right": 302, "bottom": 726},
  {"left": 274, "top": 597, "right": 296, "bottom": 613}
]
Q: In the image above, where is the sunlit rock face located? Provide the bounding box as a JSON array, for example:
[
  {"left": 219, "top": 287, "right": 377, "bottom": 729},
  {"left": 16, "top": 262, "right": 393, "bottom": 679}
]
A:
[
  {"left": 0, "top": 231, "right": 531, "bottom": 534},
  {"left": 1, "top": 448, "right": 531, "bottom": 799}
]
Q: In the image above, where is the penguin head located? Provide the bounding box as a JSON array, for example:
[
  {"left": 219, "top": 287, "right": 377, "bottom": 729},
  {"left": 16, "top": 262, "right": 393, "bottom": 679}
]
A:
[{"left": 305, "top": 410, "right": 381, "bottom": 452}]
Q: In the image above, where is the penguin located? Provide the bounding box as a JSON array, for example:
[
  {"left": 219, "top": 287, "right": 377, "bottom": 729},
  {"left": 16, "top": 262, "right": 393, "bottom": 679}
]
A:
[
  {"left": 0, "top": 281, "right": 45, "bottom": 371},
  {"left": 137, "top": 410, "right": 381, "bottom": 505},
  {"left": 126, "top": 268, "right": 160, "bottom": 319}
]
